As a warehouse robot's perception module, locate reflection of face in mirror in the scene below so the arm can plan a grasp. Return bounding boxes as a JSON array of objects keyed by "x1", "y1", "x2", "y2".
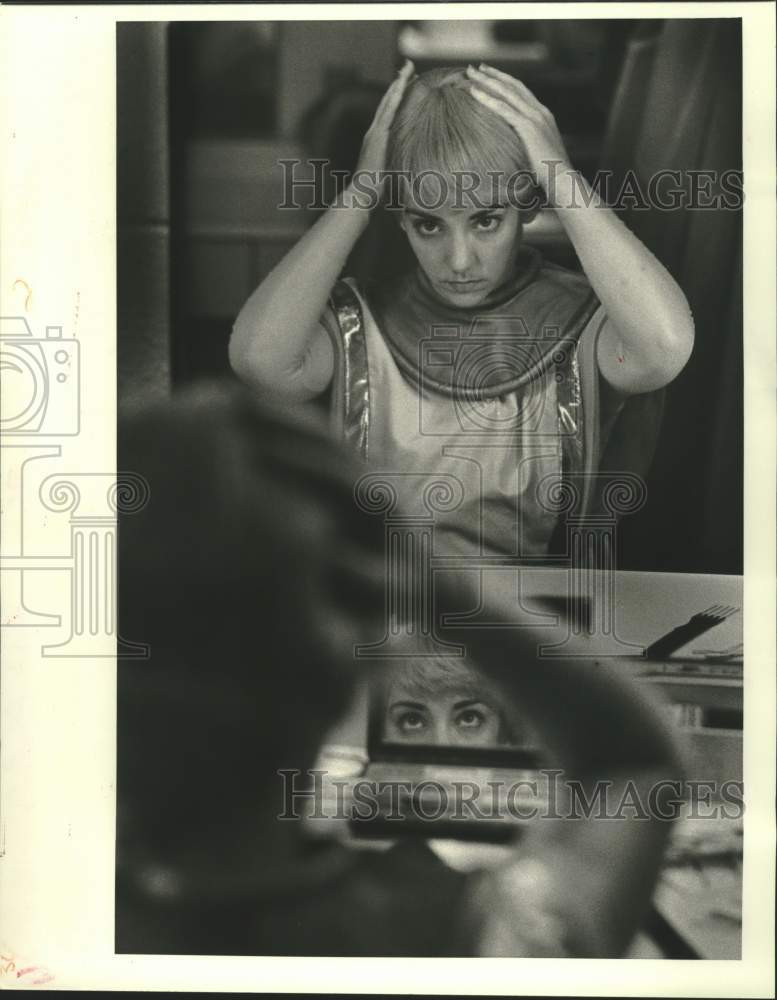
[
  {"x1": 382, "y1": 658, "x2": 529, "y2": 748},
  {"x1": 387, "y1": 692, "x2": 501, "y2": 746}
]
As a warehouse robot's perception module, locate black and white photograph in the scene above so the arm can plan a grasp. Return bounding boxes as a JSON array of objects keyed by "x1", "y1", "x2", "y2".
[{"x1": 2, "y1": 3, "x2": 775, "y2": 994}]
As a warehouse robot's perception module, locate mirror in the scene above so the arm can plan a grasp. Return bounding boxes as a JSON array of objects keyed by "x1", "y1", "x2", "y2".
[{"x1": 373, "y1": 652, "x2": 538, "y2": 754}]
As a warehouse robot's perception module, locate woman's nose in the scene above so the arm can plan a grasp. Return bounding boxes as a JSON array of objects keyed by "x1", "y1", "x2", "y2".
[
  {"x1": 428, "y1": 715, "x2": 446, "y2": 746},
  {"x1": 448, "y1": 232, "x2": 475, "y2": 274}
]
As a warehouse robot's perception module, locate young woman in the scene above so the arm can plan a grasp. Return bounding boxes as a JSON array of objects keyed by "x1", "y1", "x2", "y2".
[{"x1": 230, "y1": 61, "x2": 694, "y2": 559}]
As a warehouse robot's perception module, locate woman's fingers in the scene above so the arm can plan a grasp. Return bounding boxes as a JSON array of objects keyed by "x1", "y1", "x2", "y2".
[
  {"x1": 466, "y1": 66, "x2": 537, "y2": 119},
  {"x1": 382, "y1": 59, "x2": 415, "y2": 118},
  {"x1": 475, "y1": 63, "x2": 547, "y2": 113},
  {"x1": 469, "y1": 76, "x2": 571, "y2": 191},
  {"x1": 467, "y1": 64, "x2": 548, "y2": 119},
  {"x1": 468, "y1": 83, "x2": 524, "y2": 130},
  {"x1": 356, "y1": 59, "x2": 414, "y2": 177},
  {"x1": 373, "y1": 59, "x2": 415, "y2": 125}
]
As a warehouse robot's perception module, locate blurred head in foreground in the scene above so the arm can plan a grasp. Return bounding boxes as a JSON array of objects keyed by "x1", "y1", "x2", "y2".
[{"x1": 117, "y1": 382, "x2": 385, "y2": 864}]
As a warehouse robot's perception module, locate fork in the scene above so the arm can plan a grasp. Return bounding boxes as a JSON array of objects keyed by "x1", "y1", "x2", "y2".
[{"x1": 644, "y1": 605, "x2": 740, "y2": 660}]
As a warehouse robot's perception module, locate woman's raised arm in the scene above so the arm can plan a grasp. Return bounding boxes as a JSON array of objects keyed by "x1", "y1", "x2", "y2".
[
  {"x1": 229, "y1": 60, "x2": 415, "y2": 402},
  {"x1": 466, "y1": 64, "x2": 695, "y2": 397}
]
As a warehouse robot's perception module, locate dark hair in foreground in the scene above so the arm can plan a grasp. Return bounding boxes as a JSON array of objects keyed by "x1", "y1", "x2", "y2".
[{"x1": 117, "y1": 382, "x2": 384, "y2": 850}]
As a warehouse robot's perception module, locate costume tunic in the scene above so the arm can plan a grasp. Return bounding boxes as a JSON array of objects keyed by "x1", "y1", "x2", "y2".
[{"x1": 322, "y1": 249, "x2": 629, "y2": 561}]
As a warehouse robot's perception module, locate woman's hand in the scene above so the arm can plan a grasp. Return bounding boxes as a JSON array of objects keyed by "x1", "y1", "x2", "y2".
[
  {"x1": 465, "y1": 63, "x2": 571, "y2": 201},
  {"x1": 230, "y1": 61, "x2": 416, "y2": 400},
  {"x1": 466, "y1": 62, "x2": 694, "y2": 396},
  {"x1": 230, "y1": 64, "x2": 415, "y2": 397},
  {"x1": 349, "y1": 58, "x2": 415, "y2": 206}
]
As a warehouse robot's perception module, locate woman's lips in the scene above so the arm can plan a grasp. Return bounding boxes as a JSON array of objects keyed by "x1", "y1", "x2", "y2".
[{"x1": 440, "y1": 279, "x2": 487, "y2": 293}]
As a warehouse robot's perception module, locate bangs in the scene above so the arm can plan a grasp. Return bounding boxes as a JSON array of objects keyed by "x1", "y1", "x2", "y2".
[
  {"x1": 386, "y1": 657, "x2": 499, "y2": 702},
  {"x1": 386, "y1": 68, "x2": 538, "y2": 208}
]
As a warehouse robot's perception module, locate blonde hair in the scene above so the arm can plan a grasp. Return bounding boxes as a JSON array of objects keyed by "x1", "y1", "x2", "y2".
[
  {"x1": 386, "y1": 655, "x2": 495, "y2": 700},
  {"x1": 386, "y1": 67, "x2": 541, "y2": 210}
]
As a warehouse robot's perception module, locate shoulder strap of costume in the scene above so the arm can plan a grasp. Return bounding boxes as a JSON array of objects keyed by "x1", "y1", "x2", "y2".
[
  {"x1": 576, "y1": 307, "x2": 606, "y2": 516},
  {"x1": 557, "y1": 323, "x2": 586, "y2": 492},
  {"x1": 324, "y1": 278, "x2": 371, "y2": 460}
]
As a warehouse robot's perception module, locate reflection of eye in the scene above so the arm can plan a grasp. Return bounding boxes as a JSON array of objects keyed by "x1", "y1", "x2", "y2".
[
  {"x1": 395, "y1": 710, "x2": 427, "y2": 733},
  {"x1": 454, "y1": 707, "x2": 487, "y2": 730}
]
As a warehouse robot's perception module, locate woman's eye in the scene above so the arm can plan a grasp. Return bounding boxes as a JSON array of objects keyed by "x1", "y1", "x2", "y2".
[
  {"x1": 474, "y1": 215, "x2": 501, "y2": 232},
  {"x1": 397, "y1": 711, "x2": 426, "y2": 732},
  {"x1": 455, "y1": 708, "x2": 486, "y2": 729},
  {"x1": 413, "y1": 219, "x2": 440, "y2": 236}
]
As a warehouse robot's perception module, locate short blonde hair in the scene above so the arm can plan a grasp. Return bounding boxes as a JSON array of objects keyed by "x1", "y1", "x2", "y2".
[
  {"x1": 386, "y1": 67, "x2": 541, "y2": 210},
  {"x1": 382, "y1": 655, "x2": 525, "y2": 745},
  {"x1": 386, "y1": 655, "x2": 497, "y2": 701}
]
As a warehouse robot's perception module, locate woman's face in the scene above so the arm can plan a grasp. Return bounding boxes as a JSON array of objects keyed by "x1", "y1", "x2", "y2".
[
  {"x1": 399, "y1": 176, "x2": 524, "y2": 307},
  {"x1": 385, "y1": 688, "x2": 502, "y2": 746}
]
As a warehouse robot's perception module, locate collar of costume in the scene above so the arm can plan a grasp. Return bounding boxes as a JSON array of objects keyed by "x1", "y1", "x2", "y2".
[{"x1": 366, "y1": 247, "x2": 599, "y2": 399}]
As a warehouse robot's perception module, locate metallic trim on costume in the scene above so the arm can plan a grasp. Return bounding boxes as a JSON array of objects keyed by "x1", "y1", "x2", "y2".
[
  {"x1": 557, "y1": 339, "x2": 585, "y2": 494},
  {"x1": 330, "y1": 280, "x2": 370, "y2": 461}
]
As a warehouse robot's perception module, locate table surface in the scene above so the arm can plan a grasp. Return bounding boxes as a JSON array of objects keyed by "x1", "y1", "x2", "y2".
[{"x1": 437, "y1": 567, "x2": 743, "y2": 653}]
